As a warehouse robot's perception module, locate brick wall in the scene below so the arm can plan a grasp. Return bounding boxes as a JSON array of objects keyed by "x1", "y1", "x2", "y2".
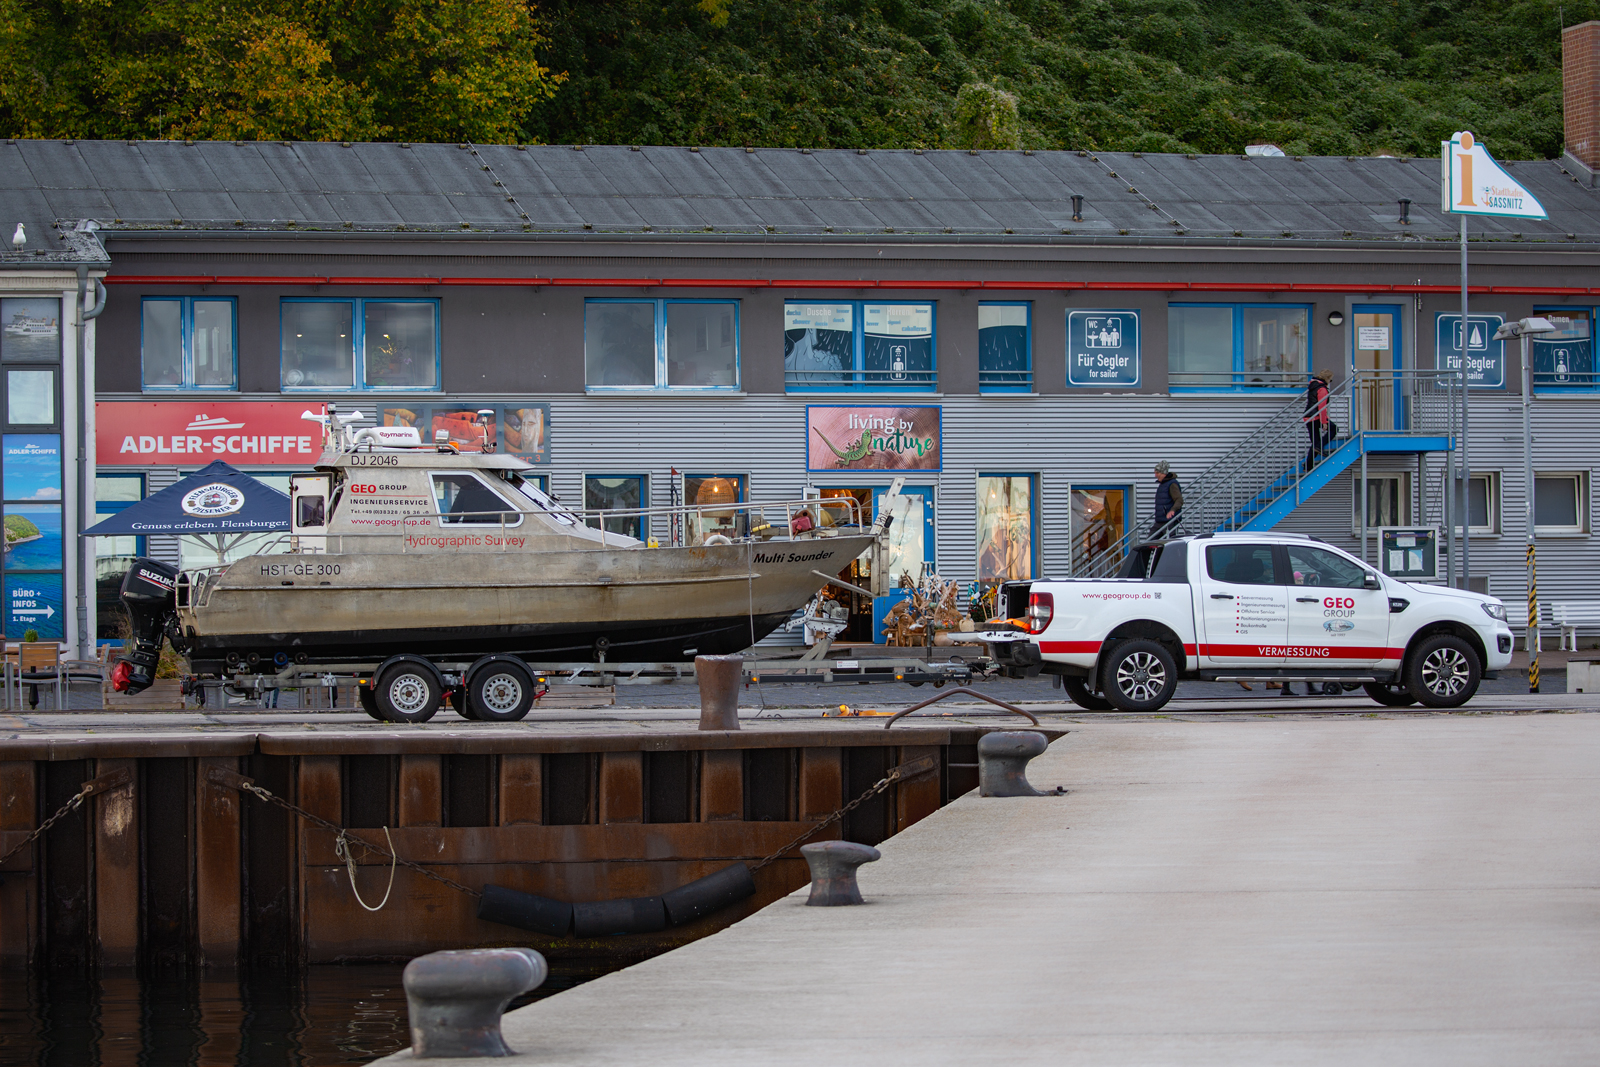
[{"x1": 1564, "y1": 22, "x2": 1600, "y2": 171}]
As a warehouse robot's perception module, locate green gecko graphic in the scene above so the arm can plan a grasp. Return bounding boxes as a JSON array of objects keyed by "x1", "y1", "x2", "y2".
[{"x1": 814, "y1": 426, "x2": 873, "y2": 464}]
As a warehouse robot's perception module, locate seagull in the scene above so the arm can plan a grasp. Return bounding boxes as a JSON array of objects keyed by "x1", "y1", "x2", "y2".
[{"x1": 9, "y1": 223, "x2": 22, "y2": 250}]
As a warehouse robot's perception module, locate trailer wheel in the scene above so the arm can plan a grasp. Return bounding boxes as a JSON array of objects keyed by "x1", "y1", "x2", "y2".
[
  {"x1": 357, "y1": 683, "x2": 384, "y2": 721},
  {"x1": 1063, "y1": 676, "x2": 1114, "y2": 711},
  {"x1": 448, "y1": 687, "x2": 479, "y2": 720},
  {"x1": 1099, "y1": 638, "x2": 1178, "y2": 712},
  {"x1": 375, "y1": 662, "x2": 442, "y2": 723},
  {"x1": 467, "y1": 661, "x2": 536, "y2": 722},
  {"x1": 1405, "y1": 634, "x2": 1480, "y2": 708}
]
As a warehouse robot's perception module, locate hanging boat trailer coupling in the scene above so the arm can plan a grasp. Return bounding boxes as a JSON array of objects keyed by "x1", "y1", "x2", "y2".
[{"x1": 111, "y1": 409, "x2": 984, "y2": 719}]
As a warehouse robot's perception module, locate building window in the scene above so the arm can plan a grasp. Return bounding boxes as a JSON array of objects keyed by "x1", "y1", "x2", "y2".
[
  {"x1": 978, "y1": 303, "x2": 1031, "y2": 392},
  {"x1": 784, "y1": 301, "x2": 935, "y2": 391},
  {"x1": 281, "y1": 299, "x2": 439, "y2": 391},
  {"x1": 1535, "y1": 472, "x2": 1588, "y2": 535},
  {"x1": 584, "y1": 474, "x2": 648, "y2": 541},
  {"x1": 141, "y1": 297, "x2": 237, "y2": 390},
  {"x1": 584, "y1": 300, "x2": 738, "y2": 390},
  {"x1": 683, "y1": 473, "x2": 746, "y2": 544},
  {"x1": 1169, "y1": 303, "x2": 1309, "y2": 390},
  {"x1": 1445, "y1": 472, "x2": 1500, "y2": 535},
  {"x1": 1070, "y1": 485, "x2": 1130, "y2": 575},
  {"x1": 5, "y1": 369, "x2": 53, "y2": 425},
  {"x1": 94, "y1": 474, "x2": 144, "y2": 640},
  {"x1": 1531, "y1": 308, "x2": 1596, "y2": 391},
  {"x1": 975, "y1": 474, "x2": 1036, "y2": 589},
  {"x1": 1353, "y1": 474, "x2": 1411, "y2": 531}
]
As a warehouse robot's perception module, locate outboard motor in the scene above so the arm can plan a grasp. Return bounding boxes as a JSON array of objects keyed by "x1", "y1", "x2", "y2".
[{"x1": 113, "y1": 559, "x2": 178, "y2": 694}]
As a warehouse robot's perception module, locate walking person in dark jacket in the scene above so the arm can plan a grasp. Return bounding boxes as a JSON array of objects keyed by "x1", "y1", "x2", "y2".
[
  {"x1": 1302, "y1": 370, "x2": 1332, "y2": 470},
  {"x1": 1150, "y1": 460, "x2": 1183, "y2": 537}
]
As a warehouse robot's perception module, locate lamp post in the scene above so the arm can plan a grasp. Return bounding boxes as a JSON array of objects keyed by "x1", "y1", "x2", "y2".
[{"x1": 1493, "y1": 316, "x2": 1557, "y2": 693}]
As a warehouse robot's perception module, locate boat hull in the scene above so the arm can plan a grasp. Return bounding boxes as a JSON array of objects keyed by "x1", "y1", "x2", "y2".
[{"x1": 179, "y1": 535, "x2": 875, "y2": 667}]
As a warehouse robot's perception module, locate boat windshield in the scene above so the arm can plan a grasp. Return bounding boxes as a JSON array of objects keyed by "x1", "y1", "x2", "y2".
[{"x1": 505, "y1": 473, "x2": 577, "y2": 526}]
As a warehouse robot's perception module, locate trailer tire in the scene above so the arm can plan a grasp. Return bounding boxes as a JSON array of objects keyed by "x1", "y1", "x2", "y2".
[
  {"x1": 449, "y1": 687, "x2": 478, "y2": 720},
  {"x1": 375, "y1": 661, "x2": 442, "y2": 723},
  {"x1": 467, "y1": 659, "x2": 536, "y2": 722},
  {"x1": 358, "y1": 683, "x2": 384, "y2": 721},
  {"x1": 1099, "y1": 638, "x2": 1178, "y2": 712},
  {"x1": 1063, "y1": 676, "x2": 1114, "y2": 711}
]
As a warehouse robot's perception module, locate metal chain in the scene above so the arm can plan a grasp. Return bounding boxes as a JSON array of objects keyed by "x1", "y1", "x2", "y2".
[
  {"x1": 0, "y1": 785, "x2": 93, "y2": 869},
  {"x1": 749, "y1": 767, "x2": 906, "y2": 873},
  {"x1": 227, "y1": 775, "x2": 483, "y2": 899}
]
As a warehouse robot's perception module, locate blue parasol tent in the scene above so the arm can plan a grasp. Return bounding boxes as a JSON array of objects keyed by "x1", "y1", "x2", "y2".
[{"x1": 84, "y1": 460, "x2": 290, "y2": 564}]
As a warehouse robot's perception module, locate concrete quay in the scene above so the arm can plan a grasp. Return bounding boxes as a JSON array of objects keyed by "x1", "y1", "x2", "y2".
[{"x1": 380, "y1": 710, "x2": 1600, "y2": 1066}]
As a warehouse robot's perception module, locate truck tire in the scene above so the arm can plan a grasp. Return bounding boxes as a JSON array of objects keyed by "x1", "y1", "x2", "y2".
[
  {"x1": 467, "y1": 660, "x2": 536, "y2": 722},
  {"x1": 1099, "y1": 638, "x2": 1178, "y2": 712},
  {"x1": 1405, "y1": 634, "x2": 1481, "y2": 708},
  {"x1": 1362, "y1": 682, "x2": 1417, "y2": 707},
  {"x1": 1063, "y1": 676, "x2": 1114, "y2": 711},
  {"x1": 375, "y1": 661, "x2": 442, "y2": 723}
]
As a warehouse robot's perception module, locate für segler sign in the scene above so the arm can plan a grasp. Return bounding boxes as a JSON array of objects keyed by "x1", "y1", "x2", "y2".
[{"x1": 1440, "y1": 131, "x2": 1547, "y2": 220}]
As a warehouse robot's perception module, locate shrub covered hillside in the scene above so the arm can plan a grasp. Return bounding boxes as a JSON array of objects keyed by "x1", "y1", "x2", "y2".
[
  {"x1": 527, "y1": 0, "x2": 1587, "y2": 158},
  {"x1": 0, "y1": 0, "x2": 1589, "y2": 158}
]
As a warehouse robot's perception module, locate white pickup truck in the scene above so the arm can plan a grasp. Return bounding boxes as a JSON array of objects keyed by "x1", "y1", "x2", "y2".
[{"x1": 989, "y1": 532, "x2": 1514, "y2": 712}]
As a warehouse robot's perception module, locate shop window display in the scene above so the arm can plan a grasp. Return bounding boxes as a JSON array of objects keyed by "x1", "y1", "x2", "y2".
[
  {"x1": 585, "y1": 300, "x2": 739, "y2": 390},
  {"x1": 585, "y1": 474, "x2": 647, "y2": 540},
  {"x1": 683, "y1": 473, "x2": 746, "y2": 544},
  {"x1": 1070, "y1": 486, "x2": 1128, "y2": 575},
  {"x1": 975, "y1": 474, "x2": 1035, "y2": 589}
]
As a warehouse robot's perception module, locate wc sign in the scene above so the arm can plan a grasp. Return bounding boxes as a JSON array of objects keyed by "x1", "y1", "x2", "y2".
[
  {"x1": 1435, "y1": 313, "x2": 1506, "y2": 388},
  {"x1": 1067, "y1": 310, "x2": 1140, "y2": 386}
]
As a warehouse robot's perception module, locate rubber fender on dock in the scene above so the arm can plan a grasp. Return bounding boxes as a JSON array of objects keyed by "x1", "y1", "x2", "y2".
[
  {"x1": 661, "y1": 863, "x2": 756, "y2": 926},
  {"x1": 476, "y1": 885, "x2": 574, "y2": 937},
  {"x1": 572, "y1": 895, "x2": 667, "y2": 938}
]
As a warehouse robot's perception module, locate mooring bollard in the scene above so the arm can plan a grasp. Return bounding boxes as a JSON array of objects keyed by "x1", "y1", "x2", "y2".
[
  {"x1": 696, "y1": 653, "x2": 742, "y2": 730},
  {"x1": 403, "y1": 947, "x2": 548, "y2": 1059},
  {"x1": 977, "y1": 730, "x2": 1051, "y2": 797},
  {"x1": 801, "y1": 840, "x2": 881, "y2": 906}
]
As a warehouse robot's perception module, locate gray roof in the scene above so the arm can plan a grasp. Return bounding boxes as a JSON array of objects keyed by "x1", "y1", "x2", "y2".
[{"x1": 3, "y1": 139, "x2": 1599, "y2": 265}]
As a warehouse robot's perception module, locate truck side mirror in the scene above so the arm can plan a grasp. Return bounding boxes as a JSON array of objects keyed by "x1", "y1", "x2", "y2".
[{"x1": 1363, "y1": 571, "x2": 1381, "y2": 589}]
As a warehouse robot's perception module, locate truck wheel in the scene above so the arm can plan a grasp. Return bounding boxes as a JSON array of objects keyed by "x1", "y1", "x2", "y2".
[
  {"x1": 1362, "y1": 682, "x2": 1417, "y2": 707},
  {"x1": 1405, "y1": 634, "x2": 1481, "y2": 708},
  {"x1": 467, "y1": 661, "x2": 536, "y2": 722},
  {"x1": 1063, "y1": 676, "x2": 1114, "y2": 711},
  {"x1": 1100, "y1": 639, "x2": 1178, "y2": 712},
  {"x1": 358, "y1": 683, "x2": 384, "y2": 721},
  {"x1": 375, "y1": 662, "x2": 442, "y2": 723}
]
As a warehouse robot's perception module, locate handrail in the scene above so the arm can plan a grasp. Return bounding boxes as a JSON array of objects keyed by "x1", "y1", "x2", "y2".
[{"x1": 883, "y1": 686, "x2": 1041, "y2": 728}]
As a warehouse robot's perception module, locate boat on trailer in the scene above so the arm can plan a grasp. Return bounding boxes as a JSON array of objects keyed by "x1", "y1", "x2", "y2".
[{"x1": 115, "y1": 408, "x2": 893, "y2": 721}]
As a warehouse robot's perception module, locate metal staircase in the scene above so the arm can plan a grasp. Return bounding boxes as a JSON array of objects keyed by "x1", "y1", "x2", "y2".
[{"x1": 1077, "y1": 371, "x2": 1459, "y2": 578}]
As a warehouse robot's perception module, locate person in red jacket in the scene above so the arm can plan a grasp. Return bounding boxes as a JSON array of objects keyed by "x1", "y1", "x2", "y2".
[{"x1": 1302, "y1": 370, "x2": 1332, "y2": 470}]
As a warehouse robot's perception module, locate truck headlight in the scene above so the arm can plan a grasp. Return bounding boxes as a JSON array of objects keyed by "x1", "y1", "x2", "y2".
[{"x1": 1482, "y1": 601, "x2": 1508, "y2": 623}]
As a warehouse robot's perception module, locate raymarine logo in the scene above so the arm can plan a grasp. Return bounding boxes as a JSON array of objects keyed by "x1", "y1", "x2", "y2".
[
  {"x1": 1323, "y1": 619, "x2": 1355, "y2": 634},
  {"x1": 181, "y1": 483, "x2": 244, "y2": 517}
]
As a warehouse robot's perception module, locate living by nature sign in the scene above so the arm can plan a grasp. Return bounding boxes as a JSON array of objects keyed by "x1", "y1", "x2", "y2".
[
  {"x1": 1066, "y1": 309, "x2": 1140, "y2": 387},
  {"x1": 806, "y1": 406, "x2": 941, "y2": 472}
]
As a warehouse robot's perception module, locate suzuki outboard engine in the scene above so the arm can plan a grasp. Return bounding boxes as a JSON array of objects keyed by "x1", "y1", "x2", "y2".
[{"x1": 113, "y1": 559, "x2": 178, "y2": 694}]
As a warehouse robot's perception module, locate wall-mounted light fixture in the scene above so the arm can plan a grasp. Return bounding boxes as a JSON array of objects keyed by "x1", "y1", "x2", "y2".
[{"x1": 1327, "y1": 310, "x2": 1345, "y2": 326}]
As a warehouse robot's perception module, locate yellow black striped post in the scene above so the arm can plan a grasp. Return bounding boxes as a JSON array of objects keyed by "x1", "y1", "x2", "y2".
[{"x1": 1527, "y1": 543, "x2": 1539, "y2": 694}]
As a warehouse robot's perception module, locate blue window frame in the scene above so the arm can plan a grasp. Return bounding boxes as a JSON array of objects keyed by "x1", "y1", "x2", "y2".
[
  {"x1": 975, "y1": 473, "x2": 1038, "y2": 587},
  {"x1": 141, "y1": 297, "x2": 237, "y2": 390},
  {"x1": 1532, "y1": 307, "x2": 1598, "y2": 392},
  {"x1": 281, "y1": 298, "x2": 440, "y2": 392},
  {"x1": 584, "y1": 473, "x2": 649, "y2": 541},
  {"x1": 978, "y1": 303, "x2": 1032, "y2": 392},
  {"x1": 584, "y1": 299, "x2": 739, "y2": 391},
  {"x1": 784, "y1": 301, "x2": 936, "y2": 391},
  {"x1": 1168, "y1": 303, "x2": 1311, "y2": 391}
]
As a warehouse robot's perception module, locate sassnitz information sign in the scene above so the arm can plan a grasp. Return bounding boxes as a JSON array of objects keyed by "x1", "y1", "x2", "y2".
[{"x1": 1440, "y1": 131, "x2": 1547, "y2": 220}]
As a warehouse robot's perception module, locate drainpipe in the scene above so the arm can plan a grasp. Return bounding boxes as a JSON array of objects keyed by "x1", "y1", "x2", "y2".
[{"x1": 74, "y1": 264, "x2": 107, "y2": 661}]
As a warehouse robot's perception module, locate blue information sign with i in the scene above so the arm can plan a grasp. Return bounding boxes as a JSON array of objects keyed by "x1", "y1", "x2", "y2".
[{"x1": 1435, "y1": 313, "x2": 1506, "y2": 389}]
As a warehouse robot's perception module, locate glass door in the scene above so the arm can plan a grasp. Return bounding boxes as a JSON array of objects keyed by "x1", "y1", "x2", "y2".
[
  {"x1": 872, "y1": 484, "x2": 935, "y2": 644},
  {"x1": 1351, "y1": 305, "x2": 1405, "y2": 431}
]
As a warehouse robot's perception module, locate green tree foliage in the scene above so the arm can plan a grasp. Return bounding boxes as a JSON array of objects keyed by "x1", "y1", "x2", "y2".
[
  {"x1": 524, "y1": 0, "x2": 1592, "y2": 158},
  {"x1": 953, "y1": 82, "x2": 1021, "y2": 150},
  {"x1": 0, "y1": 0, "x2": 562, "y2": 142}
]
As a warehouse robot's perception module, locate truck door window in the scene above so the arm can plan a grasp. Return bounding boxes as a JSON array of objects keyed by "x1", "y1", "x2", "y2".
[
  {"x1": 431, "y1": 473, "x2": 521, "y2": 526},
  {"x1": 1205, "y1": 544, "x2": 1278, "y2": 585},
  {"x1": 1150, "y1": 544, "x2": 1189, "y2": 581},
  {"x1": 1284, "y1": 545, "x2": 1366, "y2": 589}
]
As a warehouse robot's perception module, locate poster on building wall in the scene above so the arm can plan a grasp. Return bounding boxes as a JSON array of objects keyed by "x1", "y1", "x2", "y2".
[
  {"x1": 1066, "y1": 310, "x2": 1140, "y2": 386},
  {"x1": 1434, "y1": 313, "x2": 1506, "y2": 388},
  {"x1": 98, "y1": 400, "x2": 553, "y2": 465},
  {"x1": 806, "y1": 405, "x2": 941, "y2": 472},
  {"x1": 3, "y1": 435, "x2": 60, "y2": 500},
  {"x1": 6, "y1": 573, "x2": 63, "y2": 640}
]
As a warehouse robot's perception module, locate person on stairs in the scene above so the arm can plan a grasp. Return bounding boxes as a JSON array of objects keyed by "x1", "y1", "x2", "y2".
[
  {"x1": 1303, "y1": 369, "x2": 1332, "y2": 471},
  {"x1": 1150, "y1": 461, "x2": 1183, "y2": 538}
]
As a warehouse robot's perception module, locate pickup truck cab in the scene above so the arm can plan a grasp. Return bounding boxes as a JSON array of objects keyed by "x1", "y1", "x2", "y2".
[{"x1": 999, "y1": 532, "x2": 1514, "y2": 712}]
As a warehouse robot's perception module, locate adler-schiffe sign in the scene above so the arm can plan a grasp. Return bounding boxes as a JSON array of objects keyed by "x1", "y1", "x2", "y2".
[{"x1": 1437, "y1": 132, "x2": 1548, "y2": 589}]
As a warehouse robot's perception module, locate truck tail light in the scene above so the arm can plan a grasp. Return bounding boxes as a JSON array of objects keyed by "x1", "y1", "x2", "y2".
[{"x1": 1027, "y1": 592, "x2": 1054, "y2": 634}]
